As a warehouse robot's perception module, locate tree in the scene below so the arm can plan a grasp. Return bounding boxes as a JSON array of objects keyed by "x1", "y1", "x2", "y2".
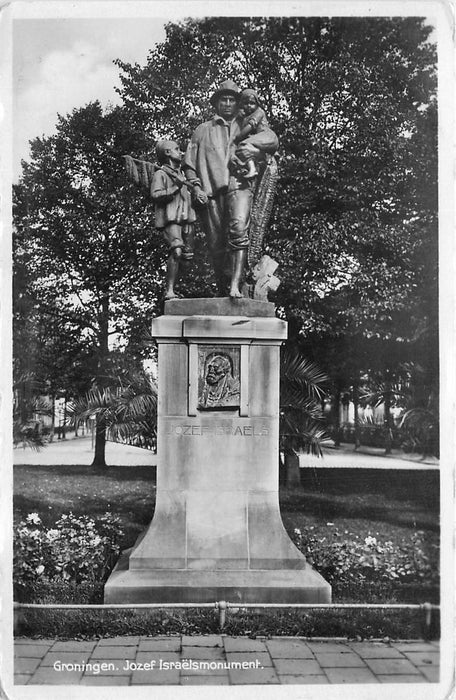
[
  {"x1": 68, "y1": 369, "x2": 158, "y2": 456},
  {"x1": 116, "y1": 17, "x2": 436, "y2": 328},
  {"x1": 13, "y1": 102, "x2": 164, "y2": 465},
  {"x1": 116, "y1": 17, "x2": 438, "y2": 450},
  {"x1": 13, "y1": 240, "x2": 100, "y2": 443}
]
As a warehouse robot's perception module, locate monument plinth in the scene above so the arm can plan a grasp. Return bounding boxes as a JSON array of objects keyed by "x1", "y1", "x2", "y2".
[{"x1": 104, "y1": 298, "x2": 331, "y2": 603}]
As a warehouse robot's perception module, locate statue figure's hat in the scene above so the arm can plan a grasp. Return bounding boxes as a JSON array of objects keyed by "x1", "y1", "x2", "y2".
[
  {"x1": 240, "y1": 87, "x2": 261, "y2": 104},
  {"x1": 210, "y1": 79, "x2": 241, "y2": 105}
]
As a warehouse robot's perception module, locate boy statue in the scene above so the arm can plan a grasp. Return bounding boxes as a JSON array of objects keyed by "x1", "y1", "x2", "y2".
[{"x1": 151, "y1": 140, "x2": 197, "y2": 300}]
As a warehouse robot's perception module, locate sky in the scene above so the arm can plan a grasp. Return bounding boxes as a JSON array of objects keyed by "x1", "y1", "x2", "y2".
[
  {"x1": 13, "y1": 18, "x2": 168, "y2": 180},
  {"x1": 12, "y1": 10, "x2": 438, "y2": 183}
]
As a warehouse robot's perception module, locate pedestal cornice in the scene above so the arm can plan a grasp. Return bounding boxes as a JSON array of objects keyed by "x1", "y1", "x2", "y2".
[{"x1": 152, "y1": 314, "x2": 287, "y2": 341}]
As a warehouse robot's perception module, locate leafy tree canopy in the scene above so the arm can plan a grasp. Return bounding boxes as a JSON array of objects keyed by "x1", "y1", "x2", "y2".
[
  {"x1": 116, "y1": 16, "x2": 437, "y2": 345},
  {"x1": 14, "y1": 102, "x2": 164, "y2": 352}
]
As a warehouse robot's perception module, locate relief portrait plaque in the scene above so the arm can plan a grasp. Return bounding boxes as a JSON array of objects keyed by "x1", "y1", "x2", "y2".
[{"x1": 197, "y1": 346, "x2": 241, "y2": 410}]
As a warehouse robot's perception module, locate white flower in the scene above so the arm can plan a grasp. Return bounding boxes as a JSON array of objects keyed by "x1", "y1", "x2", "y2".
[
  {"x1": 35, "y1": 565, "x2": 45, "y2": 575},
  {"x1": 91, "y1": 536, "x2": 101, "y2": 547},
  {"x1": 46, "y1": 529, "x2": 60, "y2": 541},
  {"x1": 26, "y1": 513, "x2": 41, "y2": 525},
  {"x1": 364, "y1": 536, "x2": 377, "y2": 546}
]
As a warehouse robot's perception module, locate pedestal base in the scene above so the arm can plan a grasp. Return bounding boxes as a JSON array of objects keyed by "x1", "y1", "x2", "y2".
[
  {"x1": 104, "y1": 548, "x2": 331, "y2": 604},
  {"x1": 104, "y1": 299, "x2": 332, "y2": 605}
]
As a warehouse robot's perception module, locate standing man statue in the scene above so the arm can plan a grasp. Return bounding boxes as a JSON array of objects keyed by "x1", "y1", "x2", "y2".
[{"x1": 183, "y1": 80, "x2": 279, "y2": 298}]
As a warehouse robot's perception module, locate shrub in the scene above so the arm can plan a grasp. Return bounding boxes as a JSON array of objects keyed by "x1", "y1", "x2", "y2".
[
  {"x1": 14, "y1": 512, "x2": 123, "y2": 597},
  {"x1": 330, "y1": 422, "x2": 402, "y2": 449},
  {"x1": 292, "y1": 527, "x2": 438, "y2": 588},
  {"x1": 399, "y1": 408, "x2": 439, "y2": 457}
]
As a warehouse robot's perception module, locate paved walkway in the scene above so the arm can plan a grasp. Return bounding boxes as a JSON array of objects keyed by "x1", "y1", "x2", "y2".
[
  {"x1": 13, "y1": 435, "x2": 157, "y2": 467},
  {"x1": 15, "y1": 635, "x2": 439, "y2": 685},
  {"x1": 14, "y1": 435, "x2": 438, "y2": 470},
  {"x1": 14, "y1": 636, "x2": 439, "y2": 685},
  {"x1": 302, "y1": 442, "x2": 439, "y2": 470}
]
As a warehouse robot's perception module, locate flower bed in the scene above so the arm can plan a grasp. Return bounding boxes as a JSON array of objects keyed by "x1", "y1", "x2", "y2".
[
  {"x1": 292, "y1": 526, "x2": 438, "y2": 591},
  {"x1": 14, "y1": 512, "x2": 123, "y2": 600}
]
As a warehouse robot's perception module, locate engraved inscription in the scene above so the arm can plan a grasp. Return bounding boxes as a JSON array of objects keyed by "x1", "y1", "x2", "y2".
[
  {"x1": 198, "y1": 346, "x2": 240, "y2": 410},
  {"x1": 165, "y1": 423, "x2": 269, "y2": 437}
]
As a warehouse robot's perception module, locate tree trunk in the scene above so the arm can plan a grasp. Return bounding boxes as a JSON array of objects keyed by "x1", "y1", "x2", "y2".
[
  {"x1": 62, "y1": 394, "x2": 67, "y2": 439},
  {"x1": 353, "y1": 378, "x2": 361, "y2": 449},
  {"x1": 284, "y1": 451, "x2": 301, "y2": 489},
  {"x1": 384, "y1": 373, "x2": 392, "y2": 455},
  {"x1": 279, "y1": 451, "x2": 286, "y2": 486},
  {"x1": 333, "y1": 387, "x2": 341, "y2": 447},
  {"x1": 91, "y1": 293, "x2": 110, "y2": 468},
  {"x1": 92, "y1": 417, "x2": 107, "y2": 468},
  {"x1": 50, "y1": 394, "x2": 55, "y2": 442}
]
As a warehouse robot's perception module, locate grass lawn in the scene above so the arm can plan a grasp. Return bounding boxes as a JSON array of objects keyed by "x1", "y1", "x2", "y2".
[
  {"x1": 13, "y1": 463, "x2": 439, "y2": 639},
  {"x1": 13, "y1": 464, "x2": 157, "y2": 547},
  {"x1": 281, "y1": 469, "x2": 439, "y2": 577}
]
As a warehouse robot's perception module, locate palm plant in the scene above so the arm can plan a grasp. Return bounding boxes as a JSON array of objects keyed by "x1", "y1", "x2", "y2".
[
  {"x1": 279, "y1": 346, "x2": 330, "y2": 486},
  {"x1": 68, "y1": 370, "x2": 158, "y2": 467},
  {"x1": 361, "y1": 362, "x2": 438, "y2": 457},
  {"x1": 397, "y1": 363, "x2": 439, "y2": 457},
  {"x1": 399, "y1": 408, "x2": 438, "y2": 457}
]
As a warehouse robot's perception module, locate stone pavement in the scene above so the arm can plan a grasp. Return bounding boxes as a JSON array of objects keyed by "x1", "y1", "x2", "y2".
[{"x1": 14, "y1": 636, "x2": 440, "y2": 685}]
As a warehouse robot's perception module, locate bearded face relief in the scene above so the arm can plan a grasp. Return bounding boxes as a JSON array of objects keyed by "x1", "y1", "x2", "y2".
[{"x1": 198, "y1": 347, "x2": 241, "y2": 409}]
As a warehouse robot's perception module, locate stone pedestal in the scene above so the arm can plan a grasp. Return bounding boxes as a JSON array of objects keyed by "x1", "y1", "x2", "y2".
[{"x1": 104, "y1": 298, "x2": 331, "y2": 603}]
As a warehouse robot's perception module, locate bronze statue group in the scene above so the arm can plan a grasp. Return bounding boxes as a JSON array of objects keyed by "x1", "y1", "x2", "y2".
[{"x1": 146, "y1": 80, "x2": 279, "y2": 300}]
